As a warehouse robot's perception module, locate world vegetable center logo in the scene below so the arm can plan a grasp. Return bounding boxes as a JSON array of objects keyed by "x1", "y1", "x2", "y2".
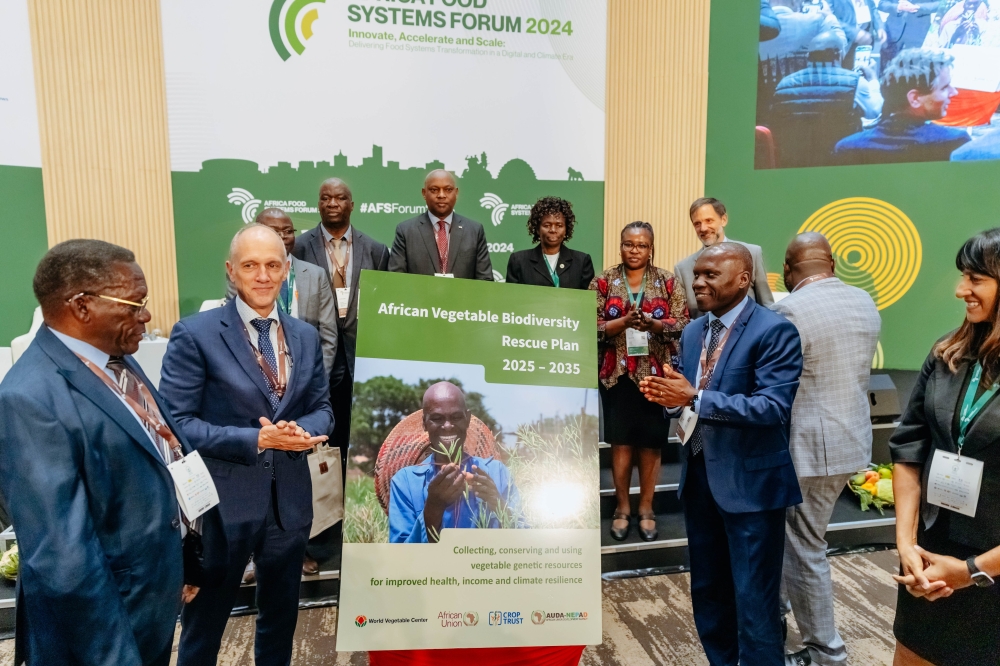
[
  {"x1": 355, "y1": 615, "x2": 367, "y2": 628},
  {"x1": 270, "y1": 0, "x2": 326, "y2": 61}
]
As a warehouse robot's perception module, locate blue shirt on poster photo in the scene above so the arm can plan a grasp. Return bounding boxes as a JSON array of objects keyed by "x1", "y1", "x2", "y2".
[{"x1": 388, "y1": 454, "x2": 522, "y2": 543}]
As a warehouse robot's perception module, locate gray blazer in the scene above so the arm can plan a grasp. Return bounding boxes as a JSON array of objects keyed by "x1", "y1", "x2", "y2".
[
  {"x1": 226, "y1": 255, "x2": 338, "y2": 375},
  {"x1": 674, "y1": 239, "x2": 774, "y2": 319},
  {"x1": 771, "y1": 278, "x2": 881, "y2": 477},
  {"x1": 388, "y1": 211, "x2": 493, "y2": 280},
  {"x1": 292, "y1": 224, "x2": 390, "y2": 382}
]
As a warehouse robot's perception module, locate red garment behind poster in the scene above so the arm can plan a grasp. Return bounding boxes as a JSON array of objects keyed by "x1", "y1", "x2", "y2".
[
  {"x1": 934, "y1": 89, "x2": 1000, "y2": 127},
  {"x1": 369, "y1": 646, "x2": 585, "y2": 666}
]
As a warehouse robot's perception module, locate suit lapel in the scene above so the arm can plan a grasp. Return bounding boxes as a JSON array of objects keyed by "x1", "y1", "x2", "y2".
[
  {"x1": 350, "y1": 228, "x2": 366, "y2": 287},
  {"x1": 418, "y1": 213, "x2": 442, "y2": 272},
  {"x1": 529, "y1": 246, "x2": 552, "y2": 285},
  {"x1": 682, "y1": 319, "x2": 707, "y2": 385},
  {"x1": 447, "y1": 214, "x2": 464, "y2": 271},
  {"x1": 935, "y1": 362, "x2": 1000, "y2": 456},
  {"x1": 556, "y1": 246, "x2": 574, "y2": 276},
  {"x1": 707, "y1": 300, "x2": 754, "y2": 390},
  {"x1": 290, "y1": 257, "x2": 311, "y2": 318},
  {"x1": 123, "y1": 356, "x2": 193, "y2": 457},
  {"x1": 219, "y1": 300, "x2": 276, "y2": 405},
  {"x1": 309, "y1": 225, "x2": 330, "y2": 281},
  {"x1": 36, "y1": 328, "x2": 168, "y2": 467}
]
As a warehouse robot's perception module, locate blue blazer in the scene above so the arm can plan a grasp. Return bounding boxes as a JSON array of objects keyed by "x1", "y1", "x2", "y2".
[
  {"x1": 0, "y1": 325, "x2": 227, "y2": 666},
  {"x1": 677, "y1": 301, "x2": 804, "y2": 513},
  {"x1": 159, "y1": 300, "x2": 333, "y2": 539}
]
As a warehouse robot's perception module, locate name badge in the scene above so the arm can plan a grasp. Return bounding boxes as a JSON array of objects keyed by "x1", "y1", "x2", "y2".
[
  {"x1": 434, "y1": 273, "x2": 455, "y2": 278},
  {"x1": 676, "y1": 406, "x2": 698, "y2": 445},
  {"x1": 335, "y1": 287, "x2": 349, "y2": 318},
  {"x1": 167, "y1": 450, "x2": 220, "y2": 522},
  {"x1": 625, "y1": 327, "x2": 649, "y2": 356},
  {"x1": 927, "y1": 449, "x2": 984, "y2": 518}
]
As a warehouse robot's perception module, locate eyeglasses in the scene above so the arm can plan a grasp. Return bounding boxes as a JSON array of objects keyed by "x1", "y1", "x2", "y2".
[
  {"x1": 68, "y1": 292, "x2": 150, "y2": 312},
  {"x1": 621, "y1": 241, "x2": 651, "y2": 252}
]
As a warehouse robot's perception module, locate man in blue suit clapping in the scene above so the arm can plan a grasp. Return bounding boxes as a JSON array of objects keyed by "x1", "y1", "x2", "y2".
[
  {"x1": 160, "y1": 224, "x2": 333, "y2": 666},
  {"x1": 641, "y1": 243, "x2": 804, "y2": 666}
]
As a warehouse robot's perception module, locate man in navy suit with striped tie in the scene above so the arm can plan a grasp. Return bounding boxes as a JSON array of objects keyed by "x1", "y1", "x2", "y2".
[{"x1": 160, "y1": 224, "x2": 334, "y2": 666}]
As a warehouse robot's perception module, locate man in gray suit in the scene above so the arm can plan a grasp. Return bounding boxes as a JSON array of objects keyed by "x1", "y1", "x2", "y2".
[
  {"x1": 674, "y1": 198, "x2": 774, "y2": 319},
  {"x1": 227, "y1": 208, "x2": 337, "y2": 374},
  {"x1": 388, "y1": 169, "x2": 493, "y2": 280},
  {"x1": 771, "y1": 232, "x2": 881, "y2": 666}
]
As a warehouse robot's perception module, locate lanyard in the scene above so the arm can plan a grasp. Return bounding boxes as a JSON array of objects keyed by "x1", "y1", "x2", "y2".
[
  {"x1": 697, "y1": 322, "x2": 735, "y2": 390},
  {"x1": 325, "y1": 234, "x2": 351, "y2": 286},
  {"x1": 75, "y1": 354, "x2": 183, "y2": 459},
  {"x1": 278, "y1": 264, "x2": 296, "y2": 315},
  {"x1": 958, "y1": 362, "x2": 999, "y2": 454},
  {"x1": 240, "y1": 320, "x2": 291, "y2": 399},
  {"x1": 545, "y1": 254, "x2": 560, "y2": 288},
  {"x1": 622, "y1": 266, "x2": 646, "y2": 310}
]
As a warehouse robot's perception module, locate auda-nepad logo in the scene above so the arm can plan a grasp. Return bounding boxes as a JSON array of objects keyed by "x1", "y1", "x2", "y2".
[
  {"x1": 480, "y1": 193, "x2": 531, "y2": 227},
  {"x1": 228, "y1": 188, "x2": 261, "y2": 225},
  {"x1": 270, "y1": 0, "x2": 326, "y2": 61}
]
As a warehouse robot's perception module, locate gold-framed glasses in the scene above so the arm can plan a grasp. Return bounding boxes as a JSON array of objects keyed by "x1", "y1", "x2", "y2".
[{"x1": 69, "y1": 292, "x2": 150, "y2": 312}]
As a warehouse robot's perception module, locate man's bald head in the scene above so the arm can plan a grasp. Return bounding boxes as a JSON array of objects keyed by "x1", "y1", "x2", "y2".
[
  {"x1": 692, "y1": 242, "x2": 753, "y2": 315},
  {"x1": 422, "y1": 381, "x2": 471, "y2": 449},
  {"x1": 783, "y1": 232, "x2": 835, "y2": 292},
  {"x1": 254, "y1": 207, "x2": 296, "y2": 254},
  {"x1": 318, "y1": 178, "x2": 354, "y2": 229},
  {"x1": 229, "y1": 223, "x2": 286, "y2": 262},
  {"x1": 424, "y1": 169, "x2": 456, "y2": 188},
  {"x1": 226, "y1": 224, "x2": 289, "y2": 315}
]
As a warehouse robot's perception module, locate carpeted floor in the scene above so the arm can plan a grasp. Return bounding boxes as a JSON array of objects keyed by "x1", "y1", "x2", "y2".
[{"x1": 0, "y1": 549, "x2": 900, "y2": 665}]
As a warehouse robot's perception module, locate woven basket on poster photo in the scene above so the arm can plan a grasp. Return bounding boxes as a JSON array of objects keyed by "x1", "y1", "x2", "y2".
[{"x1": 373, "y1": 410, "x2": 503, "y2": 514}]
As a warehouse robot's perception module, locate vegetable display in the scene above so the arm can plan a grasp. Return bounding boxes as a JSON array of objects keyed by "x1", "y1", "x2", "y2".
[
  {"x1": 0, "y1": 544, "x2": 18, "y2": 581},
  {"x1": 848, "y1": 464, "x2": 894, "y2": 514}
]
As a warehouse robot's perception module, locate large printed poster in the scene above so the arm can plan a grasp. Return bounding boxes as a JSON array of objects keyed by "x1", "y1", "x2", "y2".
[
  {"x1": 160, "y1": 0, "x2": 607, "y2": 315},
  {"x1": 337, "y1": 271, "x2": 601, "y2": 650},
  {"x1": 0, "y1": 0, "x2": 48, "y2": 346},
  {"x1": 707, "y1": 0, "x2": 1000, "y2": 370}
]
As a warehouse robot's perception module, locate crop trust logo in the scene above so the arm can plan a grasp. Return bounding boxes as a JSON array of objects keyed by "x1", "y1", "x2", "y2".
[
  {"x1": 355, "y1": 615, "x2": 367, "y2": 628},
  {"x1": 227, "y1": 188, "x2": 261, "y2": 225},
  {"x1": 479, "y1": 193, "x2": 532, "y2": 227},
  {"x1": 488, "y1": 611, "x2": 523, "y2": 626},
  {"x1": 269, "y1": 0, "x2": 326, "y2": 61}
]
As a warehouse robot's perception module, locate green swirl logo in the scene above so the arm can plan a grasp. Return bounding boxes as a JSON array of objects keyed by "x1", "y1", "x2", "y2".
[{"x1": 270, "y1": 0, "x2": 326, "y2": 61}]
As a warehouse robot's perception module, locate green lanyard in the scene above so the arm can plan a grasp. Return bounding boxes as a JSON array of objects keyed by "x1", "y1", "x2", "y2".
[
  {"x1": 278, "y1": 264, "x2": 296, "y2": 315},
  {"x1": 545, "y1": 254, "x2": 560, "y2": 288},
  {"x1": 622, "y1": 266, "x2": 646, "y2": 310},
  {"x1": 958, "y1": 362, "x2": 1000, "y2": 453}
]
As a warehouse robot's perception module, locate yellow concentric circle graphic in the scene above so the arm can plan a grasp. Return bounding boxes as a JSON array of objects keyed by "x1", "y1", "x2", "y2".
[
  {"x1": 872, "y1": 341, "x2": 884, "y2": 369},
  {"x1": 799, "y1": 197, "x2": 921, "y2": 310}
]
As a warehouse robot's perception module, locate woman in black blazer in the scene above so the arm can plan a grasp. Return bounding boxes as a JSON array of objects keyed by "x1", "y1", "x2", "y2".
[
  {"x1": 889, "y1": 228, "x2": 1000, "y2": 666},
  {"x1": 505, "y1": 196, "x2": 595, "y2": 289}
]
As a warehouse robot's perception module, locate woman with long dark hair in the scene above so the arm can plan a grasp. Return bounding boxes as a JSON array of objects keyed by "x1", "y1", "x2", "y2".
[
  {"x1": 889, "y1": 228, "x2": 1000, "y2": 665},
  {"x1": 590, "y1": 222, "x2": 688, "y2": 542}
]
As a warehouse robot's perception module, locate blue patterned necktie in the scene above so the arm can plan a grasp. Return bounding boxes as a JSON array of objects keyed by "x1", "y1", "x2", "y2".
[
  {"x1": 251, "y1": 317, "x2": 281, "y2": 411},
  {"x1": 690, "y1": 318, "x2": 726, "y2": 457}
]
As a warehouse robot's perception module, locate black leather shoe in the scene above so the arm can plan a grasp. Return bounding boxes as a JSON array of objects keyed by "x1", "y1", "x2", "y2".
[
  {"x1": 637, "y1": 512, "x2": 658, "y2": 542},
  {"x1": 784, "y1": 649, "x2": 811, "y2": 666},
  {"x1": 610, "y1": 512, "x2": 630, "y2": 541}
]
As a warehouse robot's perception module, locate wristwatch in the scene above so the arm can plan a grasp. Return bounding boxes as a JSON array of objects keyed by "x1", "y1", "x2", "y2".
[{"x1": 966, "y1": 556, "x2": 995, "y2": 587}]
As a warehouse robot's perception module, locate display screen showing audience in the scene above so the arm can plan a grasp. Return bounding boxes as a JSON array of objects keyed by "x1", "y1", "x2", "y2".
[{"x1": 756, "y1": 0, "x2": 1000, "y2": 168}]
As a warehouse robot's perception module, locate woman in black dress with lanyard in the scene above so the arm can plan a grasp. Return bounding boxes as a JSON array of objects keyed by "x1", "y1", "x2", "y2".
[
  {"x1": 890, "y1": 228, "x2": 1000, "y2": 665},
  {"x1": 505, "y1": 197, "x2": 595, "y2": 289},
  {"x1": 591, "y1": 222, "x2": 689, "y2": 542}
]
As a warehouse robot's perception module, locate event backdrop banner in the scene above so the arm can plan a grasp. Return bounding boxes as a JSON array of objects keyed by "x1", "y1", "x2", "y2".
[
  {"x1": 0, "y1": 0, "x2": 48, "y2": 346},
  {"x1": 707, "y1": 0, "x2": 1000, "y2": 370},
  {"x1": 337, "y1": 270, "x2": 601, "y2": 650},
  {"x1": 159, "y1": 0, "x2": 606, "y2": 315}
]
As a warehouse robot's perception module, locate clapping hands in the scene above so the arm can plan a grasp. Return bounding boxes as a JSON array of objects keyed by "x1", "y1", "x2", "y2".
[{"x1": 257, "y1": 417, "x2": 328, "y2": 452}]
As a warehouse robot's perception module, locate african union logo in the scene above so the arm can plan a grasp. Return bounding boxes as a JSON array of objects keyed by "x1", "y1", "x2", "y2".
[
  {"x1": 355, "y1": 615, "x2": 367, "y2": 628},
  {"x1": 269, "y1": 0, "x2": 326, "y2": 61},
  {"x1": 480, "y1": 193, "x2": 510, "y2": 227},
  {"x1": 464, "y1": 611, "x2": 479, "y2": 627},
  {"x1": 799, "y1": 197, "x2": 922, "y2": 311},
  {"x1": 531, "y1": 610, "x2": 545, "y2": 625},
  {"x1": 227, "y1": 188, "x2": 261, "y2": 225}
]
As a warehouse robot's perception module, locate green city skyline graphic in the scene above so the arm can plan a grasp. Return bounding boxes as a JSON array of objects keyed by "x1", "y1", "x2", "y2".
[{"x1": 171, "y1": 145, "x2": 604, "y2": 316}]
